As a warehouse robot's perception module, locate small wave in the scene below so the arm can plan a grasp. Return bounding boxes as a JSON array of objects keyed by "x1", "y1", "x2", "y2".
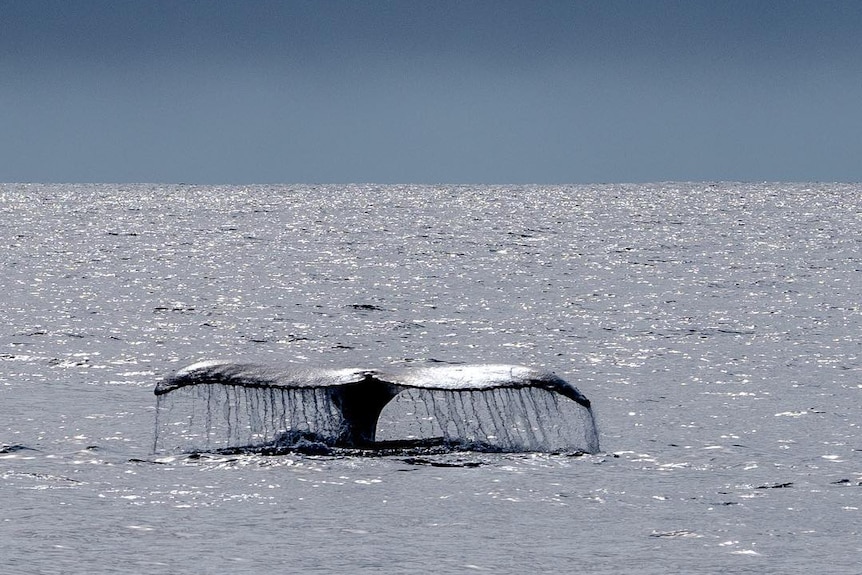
[{"x1": 0, "y1": 444, "x2": 38, "y2": 454}]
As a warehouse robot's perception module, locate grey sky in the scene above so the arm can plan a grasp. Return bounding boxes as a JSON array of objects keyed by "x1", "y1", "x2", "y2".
[{"x1": 2, "y1": 1, "x2": 861, "y2": 183}]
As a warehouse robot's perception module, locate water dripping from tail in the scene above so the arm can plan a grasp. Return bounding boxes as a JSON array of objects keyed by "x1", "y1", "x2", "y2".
[{"x1": 152, "y1": 363, "x2": 600, "y2": 455}]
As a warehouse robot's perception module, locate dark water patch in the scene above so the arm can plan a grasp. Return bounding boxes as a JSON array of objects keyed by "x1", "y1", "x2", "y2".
[
  {"x1": 0, "y1": 444, "x2": 38, "y2": 454},
  {"x1": 649, "y1": 530, "x2": 702, "y2": 539},
  {"x1": 48, "y1": 357, "x2": 91, "y2": 367},
  {"x1": 153, "y1": 304, "x2": 196, "y2": 313},
  {"x1": 14, "y1": 471, "x2": 82, "y2": 483},
  {"x1": 402, "y1": 457, "x2": 483, "y2": 468},
  {"x1": 189, "y1": 437, "x2": 524, "y2": 459},
  {"x1": 757, "y1": 482, "x2": 794, "y2": 489},
  {"x1": 831, "y1": 479, "x2": 862, "y2": 486},
  {"x1": 215, "y1": 438, "x2": 335, "y2": 457}
]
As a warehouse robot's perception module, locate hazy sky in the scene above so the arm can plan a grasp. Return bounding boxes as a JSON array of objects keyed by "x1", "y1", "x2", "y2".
[{"x1": 2, "y1": 1, "x2": 861, "y2": 184}]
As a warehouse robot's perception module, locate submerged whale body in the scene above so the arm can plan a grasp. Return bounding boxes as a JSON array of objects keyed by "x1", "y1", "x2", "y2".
[{"x1": 155, "y1": 361, "x2": 598, "y2": 453}]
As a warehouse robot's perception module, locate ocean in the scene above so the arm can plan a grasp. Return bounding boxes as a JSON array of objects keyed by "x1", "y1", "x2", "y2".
[{"x1": 1, "y1": 182, "x2": 860, "y2": 573}]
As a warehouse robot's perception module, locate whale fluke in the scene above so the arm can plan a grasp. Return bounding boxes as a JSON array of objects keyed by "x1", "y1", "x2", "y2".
[{"x1": 154, "y1": 361, "x2": 598, "y2": 453}]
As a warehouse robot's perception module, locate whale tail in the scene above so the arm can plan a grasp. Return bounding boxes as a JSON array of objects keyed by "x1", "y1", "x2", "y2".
[{"x1": 153, "y1": 362, "x2": 599, "y2": 454}]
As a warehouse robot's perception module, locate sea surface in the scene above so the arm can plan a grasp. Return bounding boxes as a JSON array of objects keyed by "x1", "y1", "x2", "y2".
[{"x1": 1, "y1": 182, "x2": 860, "y2": 574}]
